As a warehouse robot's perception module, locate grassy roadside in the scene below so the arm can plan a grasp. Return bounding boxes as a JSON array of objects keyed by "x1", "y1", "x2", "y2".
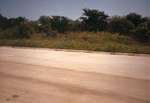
[{"x1": 0, "y1": 32, "x2": 150, "y2": 54}]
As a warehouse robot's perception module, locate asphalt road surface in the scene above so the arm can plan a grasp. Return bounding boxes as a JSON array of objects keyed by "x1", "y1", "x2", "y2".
[{"x1": 0, "y1": 46, "x2": 149, "y2": 103}]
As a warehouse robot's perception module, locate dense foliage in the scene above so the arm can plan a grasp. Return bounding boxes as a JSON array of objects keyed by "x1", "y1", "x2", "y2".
[
  {"x1": 108, "y1": 16, "x2": 135, "y2": 35},
  {"x1": 80, "y1": 8, "x2": 109, "y2": 32},
  {"x1": 132, "y1": 21, "x2": 150, "y2": 43},
  {"x1": 0, "y1": 8, "x2": 149, "y2": 44}
]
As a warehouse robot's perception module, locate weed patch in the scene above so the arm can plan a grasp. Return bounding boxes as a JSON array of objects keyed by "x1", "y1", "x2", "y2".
[{"x1": 0, "y1": 32, "x2": 150, "y2": 54}]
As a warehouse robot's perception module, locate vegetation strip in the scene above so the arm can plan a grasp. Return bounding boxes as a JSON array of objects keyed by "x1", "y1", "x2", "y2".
[
  {"x1": 0, "y1": 8, "x2": 149, "y2": 54},
  {"x1": 0, "y1": 32, "x2": 150, "y2": 54}
]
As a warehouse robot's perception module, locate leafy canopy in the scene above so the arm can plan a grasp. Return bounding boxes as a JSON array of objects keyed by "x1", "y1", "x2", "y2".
[{"x1": 80, "y1": 8, "x2": 109, "y2": 32}]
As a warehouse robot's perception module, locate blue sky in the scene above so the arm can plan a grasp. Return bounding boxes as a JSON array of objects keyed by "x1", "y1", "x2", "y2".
[{"x1": 0, "y1": 0, "x2": 149, "y2": 20}]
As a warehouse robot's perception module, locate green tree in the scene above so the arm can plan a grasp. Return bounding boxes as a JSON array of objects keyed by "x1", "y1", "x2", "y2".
[
  {"x1": 17, "y1": 21, "x2": 34, "y2": 39},
  {"x1": 1, "y1": 21, "x2": 34, "y2": 39},
  {"x1": 68, "y1": 20, "x2": 82, "y2": 32},
  {"x1": 50, "y1": 16, "x2": 70, "y2": 33},
  {"x1": 0, "y1": 14, "x2": 9, "y2": 30},
  {"x1": 109, "y1": 16, "x2": 135, "y2": 35},
  {"x1": 1, "y1": 26, "x2": 19, "y2": 39},
  {"x1": 125, "y1": 13, "x2": 146, "y2": 27},
  {"x1": 38, "y1": 15, "x2": 57, "y2": 38},
  {"x1": 80, "y1": 8, "x2": 109, "y2": 32},
  {"x1": 132, "y1": 20, "x2": 150, "y2": 43},
  {"x1": 29, "y1": 21, "x2": 39, "y2": 33},
  {"x1": 38, "y1": 15, "x2": 50, "y2": 26},
  {"x1": 8, "y1": 16, "x2": 26, "y2": 28}
]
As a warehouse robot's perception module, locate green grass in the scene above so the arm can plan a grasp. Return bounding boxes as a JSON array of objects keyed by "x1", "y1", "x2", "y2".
[{"x1": 0, "y1": 32, "x2": 150, "y2": 54}]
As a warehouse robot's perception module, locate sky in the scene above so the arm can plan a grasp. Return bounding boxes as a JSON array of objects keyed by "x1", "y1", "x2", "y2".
[{"x1": 0, "y1": 0, "x2": 149, "y2": 20}]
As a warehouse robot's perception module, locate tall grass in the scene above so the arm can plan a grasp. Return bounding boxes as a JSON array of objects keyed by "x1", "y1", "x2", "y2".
[{"x1": 0, "y1": 32, "x2": 150, "y2": 54}]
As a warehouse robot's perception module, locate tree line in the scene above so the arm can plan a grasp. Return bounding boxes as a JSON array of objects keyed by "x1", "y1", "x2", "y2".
[{"x1": 0, "y1": 8, "x2": 150, "y2": 43}]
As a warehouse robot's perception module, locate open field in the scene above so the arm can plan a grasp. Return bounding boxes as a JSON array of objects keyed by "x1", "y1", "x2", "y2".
[{"x1": 0, "y1": 46, "x2": 149, "y2": 103}]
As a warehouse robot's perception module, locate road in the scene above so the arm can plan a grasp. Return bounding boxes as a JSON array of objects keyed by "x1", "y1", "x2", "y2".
[{"x1": 0, "y1": 46, "x2": 149, "y2": 103}]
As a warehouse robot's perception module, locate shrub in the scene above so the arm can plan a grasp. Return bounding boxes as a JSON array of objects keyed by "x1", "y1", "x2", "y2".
[
  {"x1": 1, "y1": 21, "x2": 35, "y2": 39},
  {"x1": 39, "y1": 23, "x2": 57, "y2": 38},
  {"x1": 45, "y1": 30, "x2": 57, "y2": 38},
  {"x1": 17, "y1": 22, "x2": 34, "y2": 39},
  {"x1": 126, "y1": 13, "x2": 142, "y2": 27},
  {"x1": 132, "y1": 21, "x2": 150, "y2": 44},
  {"x1": 109, "y1": 17, "x2": 135, "y2": 36},
  {"x1": 1, "y1": 28, "x2": 13, "y2": 39},
  {"x1": 1, "y1": 27, "x2": 19, "y2": 39}
]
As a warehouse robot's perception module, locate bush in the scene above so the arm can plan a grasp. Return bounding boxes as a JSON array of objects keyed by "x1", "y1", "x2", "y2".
[
  {"x1": 1, "y1": 28, "x2": 12, "y2": 39},
  {"x1": 126, "y1": 13, "x2": 142, "y2": 27},
  {"x1": 44, "y1": 30, "x2": 57, "y2": 38},
  {"x1": 132, "y1": 21, "x2": 150, "y2": 43},
  {"x1": 17, "y1": 22, "x2": 34, "y2": 39},
  {"x1": 109, "y1": 17, "x2": 135, "y2": 36},
  {"x1": 40, "y1": 24, "x2": 57, "y2": 38},
  {"x1": 1, "y1": 27, "x2": 19, "y2": 39},
  {"x1": 1, "y1": 21, "x2": 35, "y2": 39}
]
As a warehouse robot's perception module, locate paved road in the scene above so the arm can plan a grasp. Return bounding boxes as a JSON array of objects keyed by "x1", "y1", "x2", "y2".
[{"x1": 0, "y1": 46, "x2": 149, "y2": 103}]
